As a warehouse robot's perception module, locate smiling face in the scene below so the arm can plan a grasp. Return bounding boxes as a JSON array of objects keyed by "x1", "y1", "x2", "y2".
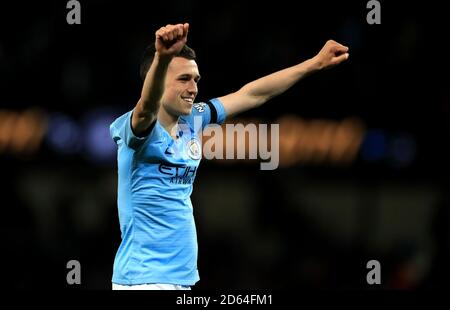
[{"x1": 160, "y1": 57, "x2": 201, "y2": 118}]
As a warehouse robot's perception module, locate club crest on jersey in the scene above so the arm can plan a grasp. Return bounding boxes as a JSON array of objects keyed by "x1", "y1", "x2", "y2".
[
  {"x1": 193, "y1": 102, "x2": 207, "y2": 113},
  {"x1": 187, "y1": 138, "x2": 201, "y2": 160}
]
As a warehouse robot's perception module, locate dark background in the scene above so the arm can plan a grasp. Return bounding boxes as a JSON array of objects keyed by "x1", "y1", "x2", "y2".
[{"x1": 0, "y1": 0, "x2": 448, "y2": 289}]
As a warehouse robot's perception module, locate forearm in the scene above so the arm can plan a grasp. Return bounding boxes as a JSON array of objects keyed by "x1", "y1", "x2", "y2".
[
  {"x1": 241, "y1": 57, "x2": 321, "y2": 104},
  {"x1": 137, "y1": 53, "x2": 172, "y2": 115},
  {"x1": 220, "y1": 40, "x2": 348, "y2": 117}
]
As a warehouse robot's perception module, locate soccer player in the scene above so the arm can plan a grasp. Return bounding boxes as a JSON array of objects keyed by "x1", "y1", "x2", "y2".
[{"x1": 110, "y1": 23, "x2": 349, "y2": 290}]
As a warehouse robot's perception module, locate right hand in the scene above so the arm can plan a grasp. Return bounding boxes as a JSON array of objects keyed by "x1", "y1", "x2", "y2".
[{"x1": 155, "y1": 23, "x2": 189, "y2": 57}]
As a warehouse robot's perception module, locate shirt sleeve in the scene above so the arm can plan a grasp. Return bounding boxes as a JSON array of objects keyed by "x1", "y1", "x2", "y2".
[
  {"x1": 188, "y1": 98, "x2": 227, "y2": 130},
  {"x1": 109, "y1": 110, "x2": 154, "y2": 149}
]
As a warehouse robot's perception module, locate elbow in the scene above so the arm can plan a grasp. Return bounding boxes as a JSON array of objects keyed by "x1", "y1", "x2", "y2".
[
  {"x1": 136, "y1": 97, "x2": 159, "y2": 116},
  {"x1": 239, "y1": 88, "x2": 268, "y2": 108},
  {"x1": 132, "y1": 108, "x2": 157, "y2": 137},
  {"x1": 254, "y1": 94, "x2": 271, "y2": 107}
]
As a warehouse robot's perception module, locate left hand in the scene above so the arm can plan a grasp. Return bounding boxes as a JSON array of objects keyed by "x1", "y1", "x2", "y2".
[{"x1": 313, "y1": 40, "x2": 349, "y2": 70}]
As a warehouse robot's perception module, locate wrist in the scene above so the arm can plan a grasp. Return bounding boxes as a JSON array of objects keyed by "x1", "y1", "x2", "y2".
[
  {"x1": 309, "y1": 56, "x2": 324, "y2": 71},
  {"x1": 154, "y1": 52, "x2": 174, "y2": 64}
]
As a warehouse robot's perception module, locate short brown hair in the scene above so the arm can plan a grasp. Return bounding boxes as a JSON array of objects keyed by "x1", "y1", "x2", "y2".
[{"x1": 139, "y1": 44, "x2": 196, "y2": 81}]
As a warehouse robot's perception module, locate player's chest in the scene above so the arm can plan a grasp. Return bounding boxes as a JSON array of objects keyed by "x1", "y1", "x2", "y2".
[{"x1": 142, "y1": 133, "x2": 202, "y2": 166}]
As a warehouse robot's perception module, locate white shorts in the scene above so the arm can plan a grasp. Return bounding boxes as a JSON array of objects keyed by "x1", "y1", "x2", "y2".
[{"x1": 112, "y1": 283, "x2": 191, "y2": 290}]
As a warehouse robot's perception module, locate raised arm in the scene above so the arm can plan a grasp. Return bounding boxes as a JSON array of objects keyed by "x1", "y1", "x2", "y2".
[
  {"x1": 219, "y1": 40, "x2": 349, "y2": 117},
  {"x1": 132, "y1": 23, "x2": 189, "y2": 136}
]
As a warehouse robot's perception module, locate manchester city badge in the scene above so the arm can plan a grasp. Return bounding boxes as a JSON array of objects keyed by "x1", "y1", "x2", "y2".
[{"x1": 187, "y1": 138, "x2": 201, "y2": 160}]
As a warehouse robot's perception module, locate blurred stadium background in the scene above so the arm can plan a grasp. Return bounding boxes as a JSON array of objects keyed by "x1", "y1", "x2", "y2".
[{"x1": 0, "y1": 0, "x2": 448, "y2": 289}]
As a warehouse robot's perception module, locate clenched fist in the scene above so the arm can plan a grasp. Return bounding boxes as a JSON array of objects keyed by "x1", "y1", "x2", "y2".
[
  {"x1": 313, "y1": 40, "x2": 349, "y2": 70},
  {"x1": 155, "y1": 23, "x2": 189, "y2": 57}
]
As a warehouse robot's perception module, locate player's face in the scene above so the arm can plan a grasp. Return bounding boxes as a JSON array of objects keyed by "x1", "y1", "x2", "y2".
[{"x1": 161, "y1": 57, "x2": 200, "y2": 116}]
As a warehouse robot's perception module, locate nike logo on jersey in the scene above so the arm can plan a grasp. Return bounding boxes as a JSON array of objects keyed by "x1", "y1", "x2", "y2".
[{"x1": 165, "y1": 147, "x2": 174, "y2": 155}]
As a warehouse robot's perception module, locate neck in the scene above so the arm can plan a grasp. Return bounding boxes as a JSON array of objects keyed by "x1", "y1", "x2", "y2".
[{"x1": 157, "y1": 107, "x2": 180, "y2": 139}]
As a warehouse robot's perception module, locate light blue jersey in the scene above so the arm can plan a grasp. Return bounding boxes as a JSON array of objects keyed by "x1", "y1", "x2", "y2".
[{"x1": 109, "y1": 98, "x2": 226, "y2": 286}]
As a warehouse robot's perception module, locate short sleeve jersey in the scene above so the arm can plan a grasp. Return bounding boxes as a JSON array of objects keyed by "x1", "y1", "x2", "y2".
[{"x1": 109, "y1": 98, "x2": 226, "y2": 285}]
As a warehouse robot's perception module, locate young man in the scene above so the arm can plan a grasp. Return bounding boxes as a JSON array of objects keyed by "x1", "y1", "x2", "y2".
[{"x1": 110, "y1": 23, "x2": 349, "y2": 290}]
